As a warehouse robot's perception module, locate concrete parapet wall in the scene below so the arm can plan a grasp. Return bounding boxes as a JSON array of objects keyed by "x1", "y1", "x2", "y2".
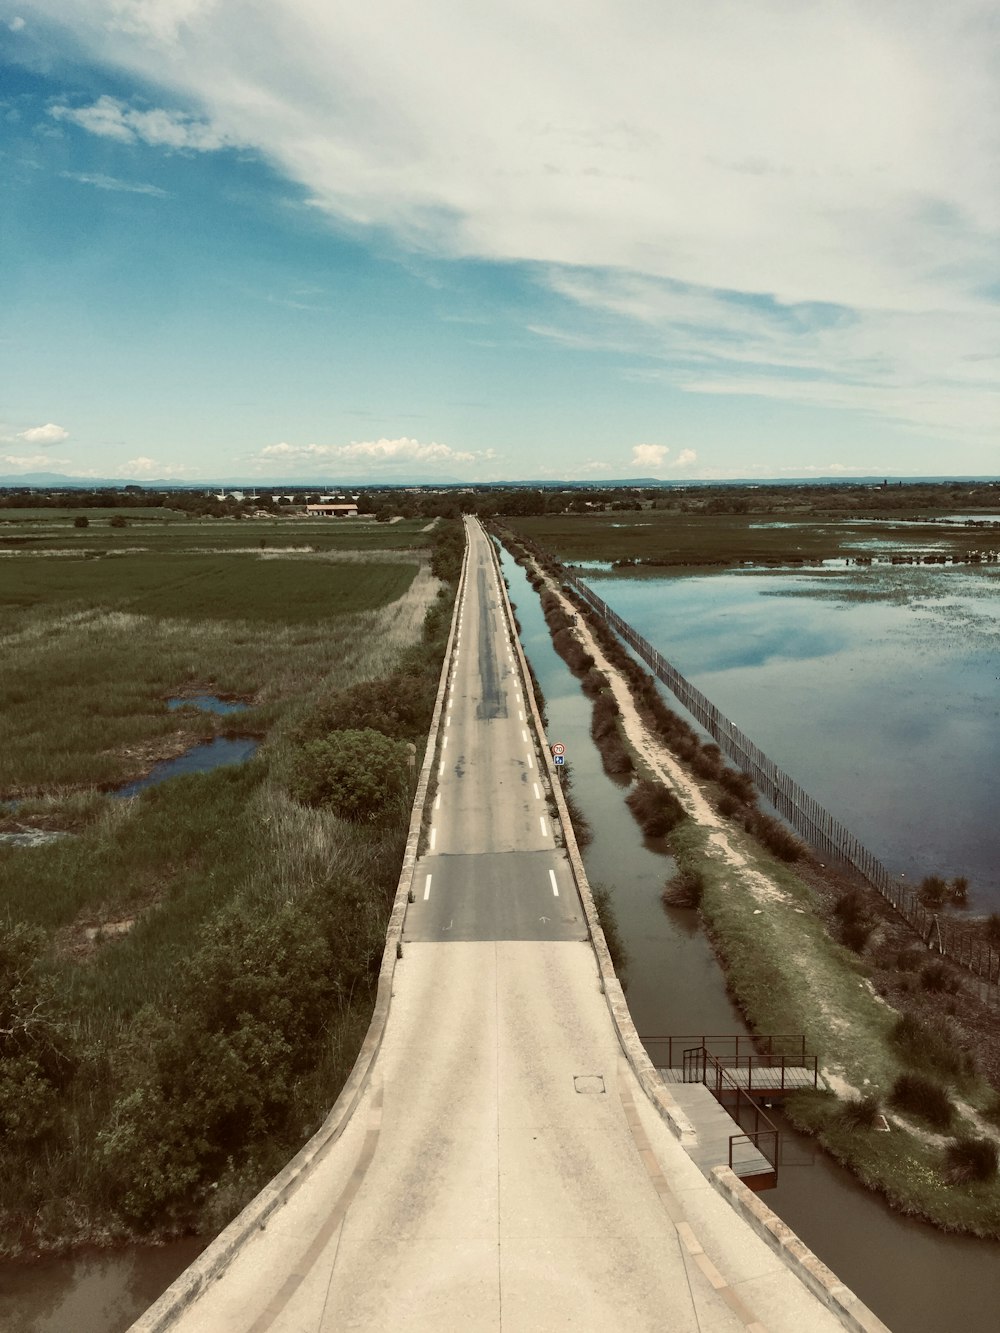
[
  {"x1": 129, "y1": 541, "x2": 470, "y2": 1333},
  {"x1": 710, "y1": 1168, "x2": 891, "y2": 1333}
]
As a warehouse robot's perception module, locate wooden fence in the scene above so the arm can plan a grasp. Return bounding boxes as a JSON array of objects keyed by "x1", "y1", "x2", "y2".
[{"x1": 563, "y1": 569, "x2": 1000, "y2": 994}]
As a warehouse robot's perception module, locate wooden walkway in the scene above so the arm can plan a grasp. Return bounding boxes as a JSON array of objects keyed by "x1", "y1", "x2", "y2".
[
  {"x1": 657, "y1": 1064, "x2": 817, "y2": 1096},
  {"x1": 664, "y1": 1082, "x2": 774, "y2": 1187}
]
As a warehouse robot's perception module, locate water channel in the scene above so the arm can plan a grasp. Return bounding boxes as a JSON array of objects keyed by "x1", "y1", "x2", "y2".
[{"x1": 500, "y1": 544, "x2": 1000, "y2": 1333}]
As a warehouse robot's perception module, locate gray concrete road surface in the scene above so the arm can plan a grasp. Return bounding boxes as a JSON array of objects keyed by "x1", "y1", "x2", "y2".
[{"x1": 162, "y1": 519, "x2": 853, "y2": 1333}]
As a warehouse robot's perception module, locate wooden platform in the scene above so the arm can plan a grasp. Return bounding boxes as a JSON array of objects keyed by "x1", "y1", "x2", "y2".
[
  {"x1": 664, "y1": 1082, "x2": 774, "y2": 1187},
  {"x1": 657, "y1": 1064, "x2": 817, "y2": 1096}
]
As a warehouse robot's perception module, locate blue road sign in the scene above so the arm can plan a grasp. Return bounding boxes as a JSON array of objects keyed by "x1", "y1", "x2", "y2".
[{"x1": 553, "y1": 754, "x2": 566, "y2": 766}]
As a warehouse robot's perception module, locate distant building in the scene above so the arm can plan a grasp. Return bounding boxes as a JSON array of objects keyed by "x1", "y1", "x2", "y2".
[{"x1": 306, "y1": 502, "x2": 360, "y2": 518}]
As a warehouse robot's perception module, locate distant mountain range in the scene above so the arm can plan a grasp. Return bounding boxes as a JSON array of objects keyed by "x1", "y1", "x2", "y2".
[{"x1": 1, "y1": 471, "x2": 998, "y2": 490}]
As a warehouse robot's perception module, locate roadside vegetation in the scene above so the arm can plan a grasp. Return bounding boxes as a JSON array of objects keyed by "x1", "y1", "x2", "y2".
[
  {"x1": 0, "y1": 520, "x2": 463, "y2": 1256},
  {"x1": 496, "y1": 522, "x2": 1000, "y2": 1238}
]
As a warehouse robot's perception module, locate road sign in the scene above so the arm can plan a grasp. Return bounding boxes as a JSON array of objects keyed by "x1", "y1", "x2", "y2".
[
  {"x1": 553, "y1": 754, "x2": 566, "y2": 766},
  {"x1": 551, "y1": 742, "x2": 566, "y2": 756}
]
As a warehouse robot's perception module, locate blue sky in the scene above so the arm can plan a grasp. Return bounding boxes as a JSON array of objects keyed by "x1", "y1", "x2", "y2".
[{"x1": 2, "y1": 2, "x2": 998, "y2": 483}]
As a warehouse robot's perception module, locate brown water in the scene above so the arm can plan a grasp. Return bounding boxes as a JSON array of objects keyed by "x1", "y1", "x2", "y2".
[{"x1": 0, "y1": 1240, "x2": 206, "y2": 1333}]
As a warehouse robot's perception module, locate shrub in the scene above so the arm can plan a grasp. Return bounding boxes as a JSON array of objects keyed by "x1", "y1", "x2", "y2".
[
  {"x1": 889, "y1": 1072, "x2": 955, "y2": 1130},
  {"x1": 289, "y1": 729, "x2": 411, "y2": 822},
  {"x1": 918, "y1": 875, "x2": 948, "y2": 909},
  {"x1": 109, "y1": 514, "x2": 127, "y2": 528},
  {"x1": 661, "y1": 868, "x2": 704, "y2": 910},
  {"x1": 839, "y1": 1093, "x2": 883, "y2": 1130},
  {"x1": 302, "y1": 672, "x2": 436, "y2": 743},
  {"x1": 0, "y1": 922, "x2": 73, "y2": 1148},
  {"x1": 948, "y1": 876, "x2": 970, "y2": 905},
  {"x1": 591, "y1": 884, "x2": 627, "y2": 977},
  {"x1": 986, "y1": 913, "x2": 1000, "y2": 944},
  {"x1": 920, "y1": 961, "x2": 961, "y2": 994},
  {"x1": 551, "y1": 627, "x2": 594, "y2": 674},
  {"x1": 943, "y1": 1136, "x2": 999, "y2": 1185},
  {"x1": 626, "y1": 779, "x2": 686, "y2": 838},
  {"x1": 718, "y1": 767, "x2": 757, "y2": 804},
  {"x1": 752, "y1": 812, "x2": 807, "y2": 862},
  {"x1": 73, "y1": 515, "x2": 89, "y2": 528},
  {"x1": 581, "y1": 667, "x2": 610, "y2": 697},
  {"x1": 891, "y1": 1012, "x2": 975, "y2": 1080},
  {"x1": 715, "y1": 793, "x2": 742, "y2": 819},
  {"x1": 840, "y1": 919, "x2": 874, "y2": 954}
]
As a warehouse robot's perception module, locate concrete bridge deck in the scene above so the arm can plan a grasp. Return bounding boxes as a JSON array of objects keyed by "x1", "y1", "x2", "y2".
[{"x1": 136, "y1": 520, "x2": 886, "y2": 1333}]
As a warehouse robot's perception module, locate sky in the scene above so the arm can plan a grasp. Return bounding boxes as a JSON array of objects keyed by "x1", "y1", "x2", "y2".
[{"x1": 1, "y1": 2, "x2": 998, "y2": 484}]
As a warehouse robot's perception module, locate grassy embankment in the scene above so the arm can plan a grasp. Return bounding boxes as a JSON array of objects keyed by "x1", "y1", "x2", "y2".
[
  {"x1": 0, "y1": 519, "x2": 463, "y2": 1255},
  {"x1": 508, "y1": 509, "x2": 999, "y2": 570},
  {"x1": 497, "y1": 524, "x2": 1000, "y2": 1238}
]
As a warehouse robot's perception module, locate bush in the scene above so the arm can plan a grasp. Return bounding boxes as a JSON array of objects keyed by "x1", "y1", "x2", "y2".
[
  {"x1": 918, "y1": 875, "x2": 948, "y2": 909},
  {"x1": 889, "y1": 1072, "x2": 955, "y2": 1130},
  {"x1": 948, "y1": 876, "x2": 970, "y2": 905},
  {"x1": 943, "y1": 1136, "x2": 999, "y2": 1184},
  {"x1": 73, "y1": 515, "x2": 89, "y2": 528},
  {"x1": 840, "y1": 918, "x2": 874, "y2": 954},
  {"x1": 891, "y1": 1011, "x2": 975, "y2": 1081},
  {"x1": 109, "y1": 514, "x2": 127, "y2": 529},
  {"x1": 718, "y1": 767, "x2": 757, "y2": 804},
  {"x1": 715, "y1": 792, "x2": 742, "y2": 819},
  {"x1": 290, "y1": 729, "x2": 411, "y2": 821},
  {"x1": 661, "y1": 868, "x2": 704, "y2": 910},
  {"x1": 0, "y1": 922, "x2": 73, "y2": 1148},
  {"x1": 751, "y1": 811, "x2": 807, "y2": 862},
  {"x1": 591, "y1": 884, "x2": 627, "y2": 977},
  {"x1": 626, "y1": 779, "x2": 686, "y2": 838},
  {"x1": 920, "y1": 961, "x2": 961, "y2": 994},
  {"x1": 302, "y1": 671, "x2": 436, "y2": 743},
  {"x1": 839, "y1": 1093, "x2": 883, "y2": 1130},
  {"x1": 986, "y1": 913, "x2": 1000, "y2": 944}
]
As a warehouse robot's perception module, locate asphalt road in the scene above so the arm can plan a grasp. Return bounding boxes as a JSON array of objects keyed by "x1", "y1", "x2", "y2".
[{"x1": 405, "y1": 526, "x2": 584, "y2": 943}]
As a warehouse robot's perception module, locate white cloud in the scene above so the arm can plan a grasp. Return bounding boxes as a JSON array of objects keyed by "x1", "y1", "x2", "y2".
[
  {"x1": 2, "y1": 453, "x2": 68, "y2": 469},
  {"x1": 61, "y1": 171, "x2": 168, "y2": 197},
  {"x1": 672, "y1": 449, "x2": 697, "y2": 468},
  {"x1": 9, "y1": 16, "x2": 25, "y2": 31},
  {"x1": 577, "y1": 460, "x2": 611, "y2": 474},
  {"x1": 122, "y1": 456, "x2": 187, "y2": 476},
  {"x1": 50, "y1": 95, "x2": 236, "y2": 152},
  {"x1": 631, "y1": 443, "x2": 668, "y2": 471},
  {"x1": 257, "y1": 437, "x2": 476, "y2": 467},
  {"x1": 18, "y1": 422, "x2": 69, "y2": 444},
  {"x1": 21, "y1": 2, "x2": 1000, "y2": 445}
]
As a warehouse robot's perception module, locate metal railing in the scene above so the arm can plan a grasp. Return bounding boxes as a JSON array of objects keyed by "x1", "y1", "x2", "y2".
[
  {"x1": 682, "y1": 1046, "x2": 782, "y2": 1184},
  {"x1": 643, "y1": 1034, "x2": 818, "y2": 1092},
  {"x1": 561, "y1": 568, "x2": 1000, "y2": 995}
]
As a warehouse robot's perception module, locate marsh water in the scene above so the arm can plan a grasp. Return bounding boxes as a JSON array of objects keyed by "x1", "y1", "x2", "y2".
[
  {"x1": 4, "y1": 556, "x2": 999, "y2": 1331},
  {"x1": 584, "y1": 562, "x2": 1000, "y2": 911},
  {"x1": 114, "y1": 737, "x2": 258, "y2": 799}
]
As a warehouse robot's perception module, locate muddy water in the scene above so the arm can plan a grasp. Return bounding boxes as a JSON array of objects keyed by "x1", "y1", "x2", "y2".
[
  {"x1": 502, "y1": 546, "x2": 1000, "y2": 1333},
  {"x1": 0, "y1": 1240, "x2": 206, "y2": 1333}
]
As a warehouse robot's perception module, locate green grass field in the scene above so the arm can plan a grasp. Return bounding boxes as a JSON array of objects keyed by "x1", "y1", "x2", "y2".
[
  {"x1": 0, "y1": 553, "x2": 417, "y2": 622},
  {"x1": 0, "y1": 514, "x2": 429, "y2": 553},
  {"x1": 0, "y1": 520, "x2": 457, "y2": 1255}
]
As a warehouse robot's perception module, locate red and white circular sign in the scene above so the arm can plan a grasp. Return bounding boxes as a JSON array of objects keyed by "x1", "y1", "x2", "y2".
[{"x1": 551, "y1": 743, "x2": 566, "y2": 757}]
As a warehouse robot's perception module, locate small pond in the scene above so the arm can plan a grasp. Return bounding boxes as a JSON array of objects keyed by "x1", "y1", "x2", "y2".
[
  {"x1": 166, "y1": 695, "x2": 249, "y2": 716},
  {"x1": 115, "y1": 737, "x2": 259, "y2": 799}
]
